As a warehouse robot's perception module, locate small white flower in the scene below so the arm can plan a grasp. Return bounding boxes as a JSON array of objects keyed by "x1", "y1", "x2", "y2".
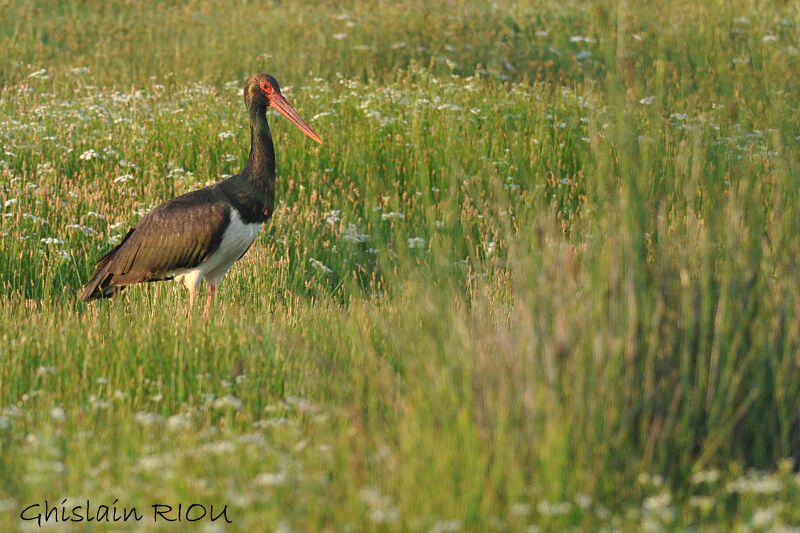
[
  {"x1": 28, "y1": 69, "x2": 49, "y2": 79},
  {"x1": 324, "y1": 210, "x2": 341, "y2": 225},
  {"x1": 113, "y1": 174, "x2": 135, "y2": 183},
  {"x1": 342, "y1": 224, "x2": 368, "y2": 243},
  {"x1": 431, "y1": 520, "x2": 462, "y2": 533},
  {"x1": 639, "y1": 95, "x2": 656, "y2": 105},
  {"x1": 381, "y1": 211, "x2": 404, "y2": 220},
  {"x1": 133, "y1": 411, "x2": 163, "y2": 427},
  {"x1": 726, "y1": 473, "x2": 782, "y2": 494},
  {"x1": 311, "y1": 111, "x2": 332, "y2": 122},
  {"x1": 254, "y1": 471, "x2": 287, "y2": 486},
  {"x1": 537, "y1": 500, "x2": 571, "y2": 516},
  {"x1": 691, "y1": 469, "x2": 720, "y2": 484},
  {"x1": 49, "y1": 407, "x2": 66, "y2": 422},
  {"x1": 3, "y1": 199, "x2": 17, "y2": 208},
  {"x1": 40, "y1": 237, "x2": 63, "y2": 245},
  {"x1": 407, "y1": 237, "x2": 426, "y2": 249},
  {"x1": 369, "y1": 508, "x2": 399, "y2": 524},
  {"x1": 309, "y1": 258, "x2": 333, "y2": 273},
  {"x1": 575, "y1": 493, "x2": 592, "y2": 509},
  {"x1": 510, "y1": 503, "x2": 531, "y2": 516},
  {"x1": 79, "y1": 149, "x2": 98, "y2": 161},
  {"x1": 166, "y1": 414, "x2": 192, "y2": 431},
  {"x1": 331, "y1": 33, "x2": 347, "y2": 40},
  {"x1": 217, "y1": 130, "x2": 236, "y2": 140},
  {"x1": 752, "y1": 506, "x2": 778, "y2": 527},
  {"x1": 213, "y1": 395, "x2": 243, "y2": 410},
  {"x1": 643, "y1": 490, "x2": 672, "y2": 510}
]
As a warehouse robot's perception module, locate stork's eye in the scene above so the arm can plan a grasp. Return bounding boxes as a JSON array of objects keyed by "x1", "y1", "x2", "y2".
[{"x1": 260, "y1": 81, "x2": 273, "y2": 94}]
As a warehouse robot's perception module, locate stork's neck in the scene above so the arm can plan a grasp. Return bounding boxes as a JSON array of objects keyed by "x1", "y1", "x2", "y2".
[
  {"x1": 218, "y1": 103, "x2": 276, "y2": 223},
  {"x1": 244, "y1": 104, "x2": 275, "y2": 181}
]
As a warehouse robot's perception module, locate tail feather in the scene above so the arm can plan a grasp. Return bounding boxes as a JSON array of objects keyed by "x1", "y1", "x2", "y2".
[{"x1": 79, "y1": 229, "x2": 134, "y2": 302}]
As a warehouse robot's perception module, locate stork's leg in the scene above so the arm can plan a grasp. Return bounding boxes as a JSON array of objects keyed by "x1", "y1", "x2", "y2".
[
  {"x1": 204, "y1": 284, "x2": 216, "y2": 321},
  {"x1": 181, "y1": 270, "x2": 202, "y2": 328},
  {"x1": 187, "y1": 288, "x2": 197, "y2": 328}
]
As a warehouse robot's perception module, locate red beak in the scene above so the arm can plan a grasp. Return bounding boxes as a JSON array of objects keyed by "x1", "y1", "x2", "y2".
[{"x1": 269, "y1": 93, "x2": 323, "y2": 144}]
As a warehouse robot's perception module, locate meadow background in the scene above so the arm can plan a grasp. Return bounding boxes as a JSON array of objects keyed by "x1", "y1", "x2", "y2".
[{"x1": 2, "y1": 0, "x2": 800, "y2": 530}]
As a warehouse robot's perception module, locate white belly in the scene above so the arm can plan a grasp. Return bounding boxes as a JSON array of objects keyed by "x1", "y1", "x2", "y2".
[{"x1": 173, "y1": 209, "x2": 260, "y2": 291}]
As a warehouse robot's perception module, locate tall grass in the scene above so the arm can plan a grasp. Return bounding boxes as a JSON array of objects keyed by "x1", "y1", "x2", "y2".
[{"x1": 2, "y1": 0, "x2": 800, "y2": 529}]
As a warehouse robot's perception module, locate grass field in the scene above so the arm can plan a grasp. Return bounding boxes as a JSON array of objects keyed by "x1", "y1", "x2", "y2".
[{"x1": 3, "y1": 0, "x2": 800, "y2": 530}]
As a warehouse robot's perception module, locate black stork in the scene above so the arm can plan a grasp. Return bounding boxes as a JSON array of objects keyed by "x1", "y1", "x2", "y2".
[{"x1": 79, "y1": 74, "x2": 322, "y2": 324}]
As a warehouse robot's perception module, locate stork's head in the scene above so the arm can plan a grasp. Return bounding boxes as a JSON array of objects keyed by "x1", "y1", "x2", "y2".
[{"x1": 244, "y1": 73, "x2": 322, "y2": 144}]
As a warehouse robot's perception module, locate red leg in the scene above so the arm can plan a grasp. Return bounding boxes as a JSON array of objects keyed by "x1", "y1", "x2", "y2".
[
  {"x1": 204, "y1": 285, "x2": 216, "y2": 321},
  {"x1": 187, "y1": 288, "x2": 196, "y2": 328}
]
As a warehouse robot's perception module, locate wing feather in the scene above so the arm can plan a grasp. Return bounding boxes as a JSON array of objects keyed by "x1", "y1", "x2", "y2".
[{"x1": 79, "y1": 187, "x2": 231, "y2": 301}]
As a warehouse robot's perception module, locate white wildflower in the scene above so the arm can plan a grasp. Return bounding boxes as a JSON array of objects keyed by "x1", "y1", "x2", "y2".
[
  {"x1": 691, "y1": 469, "x2": 720, "y2": 484},
  {"x1": 510, "y1": 503, "x2": 531, "y2": 516},
  {"x1": 28, "y1": 69, "x2": 49, "y2": 79},
  {"x1": 212, "y1": 395, "x2": 243, "y2": 410},
  {"x1": 575, "y1": 493, "x2": 592, "y2": 509},
  {"x1": 311, "y1": 111, "x2": 332, "y2": 122},
  {"x1": 431, "y1": 520, "x2": 462, "y2": 532},
  {"x1": 537, "y1": 500, "x2": 571, "y2": 516},
  {"x1": 324, "y1": 209, "x2": 341, "y2": 225},
  {"x1": 688, "y1": 496, "x2": 714, "y2": 512},
  {"x1": 369, "y1": 508, "x2": 399, "y2": 524},
  {"x1": 3, "y1": 199, "x2": 17, "y2": 208},
  {"x1": 331, "y1": 33, "x2": 347, "y2": 40},
  {"x1": 201, "y1": 440, "x2": 237, "y2": 455},
  {"x1": 752, "y1": 506, "x2": 778, "y2": 527},
  {"x1": 407, "y1": 237, "x2": 426, "y2": 249},
  {"x1": 342, "y1": 223, "x2": 368, "y2": 243},
  {"x1": 217, "y1": 130, "x2": 235, "y2": 140},
  {"x1": 254, "y1": 471, "x2": 287, "y2": 487},
  {"x1": 726, "y1": 473, "x2": 782, "y2": 494},
  {"x1": 133, "y1": 411, "x2": 162, "y2": 427},
  {"x1": 79, "y1": 149, "x2": 98, "y2": 161},
  {"x1": 40, "y1": 237, "x2": 63, "y2": 245},
  {"x1": 309, "y1": 258, "x2": 333, "y2": 273},
  {"x1": 381, "y1": 211, "x2": 404, "y2": 220},
  {"x1": 49, "y1": 407, "x2": 66, "y2": 422},
  {"x1": 166, "y1": 413, "x2": 192, "y2": 432},
  {"x1": 639, "y1": 95, "x2": 656, "y2": 105},
  {"x1": 643, "y1": 490, "x2": 672, "y2": 511}
]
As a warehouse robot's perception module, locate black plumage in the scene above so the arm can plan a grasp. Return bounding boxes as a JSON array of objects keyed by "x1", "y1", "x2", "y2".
[{"x1": 79, "y1": 73, "x2": 322, "y2": 311}]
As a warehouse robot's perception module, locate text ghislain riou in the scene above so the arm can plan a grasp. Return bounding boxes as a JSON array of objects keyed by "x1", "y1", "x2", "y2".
[{"x1": 20, "y1": 499, "x2": 232, "y2": 526}]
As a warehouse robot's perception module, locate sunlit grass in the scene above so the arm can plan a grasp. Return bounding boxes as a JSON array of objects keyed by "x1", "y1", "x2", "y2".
[{"x1": 2, "y1": 0, "x2": 800, "y2": 530}]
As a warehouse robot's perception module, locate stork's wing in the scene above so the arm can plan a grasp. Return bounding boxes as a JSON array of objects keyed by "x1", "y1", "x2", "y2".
[{"x1": 79, "y1": 188, "x2": 232, "y2": 301}]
